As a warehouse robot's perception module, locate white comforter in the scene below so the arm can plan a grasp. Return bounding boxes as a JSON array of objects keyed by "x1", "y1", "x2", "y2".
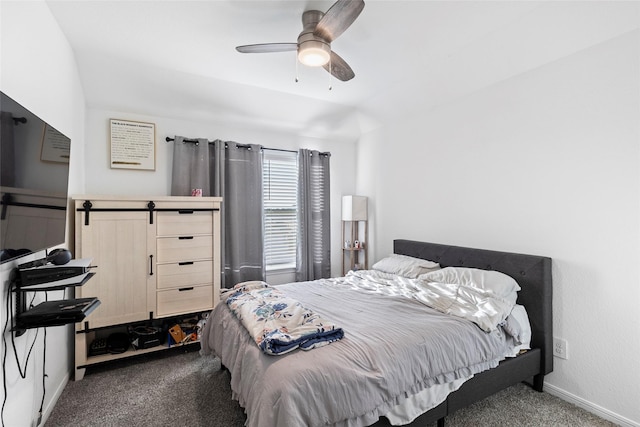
[{"x1": 337, "y1": 270, "x2": 516, "y2": 332}]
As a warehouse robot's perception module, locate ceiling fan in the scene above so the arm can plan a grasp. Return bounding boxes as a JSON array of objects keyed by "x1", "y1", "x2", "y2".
[{"x1": 235, "y1": 0, "x2": 365, "y2": 82}]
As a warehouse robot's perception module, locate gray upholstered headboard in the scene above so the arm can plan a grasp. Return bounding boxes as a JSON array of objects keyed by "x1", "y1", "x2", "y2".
[{"x1": 393, "y1": 239, "x2": 553, "y2": 376}]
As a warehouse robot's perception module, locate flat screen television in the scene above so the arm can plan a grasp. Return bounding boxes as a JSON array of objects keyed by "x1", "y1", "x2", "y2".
[{"x1": 0, "y1": 91, "x2": 71, "y2": 264}]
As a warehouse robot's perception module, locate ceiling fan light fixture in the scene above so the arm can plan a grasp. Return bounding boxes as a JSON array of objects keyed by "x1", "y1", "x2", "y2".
[
  {"x1": 235, "y1": 0, "x2": 364, "y2": 81},
  {"x1": 298, "y1": 40, "x2": 330, "y2": 67}
]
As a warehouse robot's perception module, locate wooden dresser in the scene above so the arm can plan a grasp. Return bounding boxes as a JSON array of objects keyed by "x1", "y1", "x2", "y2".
[{"x1": 72, "y1": 195, "x2": 222, "y2": 380}]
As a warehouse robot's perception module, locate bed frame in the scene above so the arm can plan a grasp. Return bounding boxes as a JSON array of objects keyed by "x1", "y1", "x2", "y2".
[{"x1": 373, "y1": 240, "x2": 553, "y2": 427}]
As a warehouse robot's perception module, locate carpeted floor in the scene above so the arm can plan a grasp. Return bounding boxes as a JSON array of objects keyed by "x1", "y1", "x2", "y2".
[{"x1": 46, "y1": 347, "x2": 616, "y2": 427}]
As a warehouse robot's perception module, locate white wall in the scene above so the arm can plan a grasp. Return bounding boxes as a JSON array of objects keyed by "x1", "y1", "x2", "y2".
[
  {"x1": 0, "y1": 1, "x2": 86, "y2": 426},
  {"x1": 357, "y1": 31, "x2": 640, "y2": 426},
  {"x1": 83, "y1": 107, "x2": 358, "y2": 279}
]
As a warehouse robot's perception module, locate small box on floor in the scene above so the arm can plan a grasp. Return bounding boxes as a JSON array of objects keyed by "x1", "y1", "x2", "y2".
[{"x1": 168, "y1": 323, "x2": 197, "y2": 344}]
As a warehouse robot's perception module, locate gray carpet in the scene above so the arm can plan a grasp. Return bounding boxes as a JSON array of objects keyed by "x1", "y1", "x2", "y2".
[{"x1": 46, "y1": 348, "x2": 616, "y2": 427}]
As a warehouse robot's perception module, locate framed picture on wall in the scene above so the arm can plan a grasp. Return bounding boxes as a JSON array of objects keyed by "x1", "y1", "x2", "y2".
[
  {"x1": 109, "y1": 119, "x2": 156, "y2": 170},
  {"x1": 40, "y1": 123, "x2": 71, "y2": 163}
]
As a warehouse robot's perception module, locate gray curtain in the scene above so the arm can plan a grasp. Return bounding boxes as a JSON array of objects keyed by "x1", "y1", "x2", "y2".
[
  {"x1": 170, "y1": 136, "x2": 210, "y2": 196},
  {"x1": 171, "y1": 136, "x2": 265, "y2": 288},
  {"x1": 296, "y1": 149, "x2": 331, "y2": 281},
  {"x1": 1, "y1": 112, "x2": 16, "y2": 187}
]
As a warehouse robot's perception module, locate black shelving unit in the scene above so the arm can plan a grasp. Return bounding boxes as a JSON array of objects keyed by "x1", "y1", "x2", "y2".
[{"x1": 11, "y1": 260, "x2": 99, "y2": 336}]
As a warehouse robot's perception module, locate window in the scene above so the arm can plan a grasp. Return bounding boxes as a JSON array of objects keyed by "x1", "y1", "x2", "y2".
[{"x1": 263, "y1": 150, "x2": 298, "y2": 270}]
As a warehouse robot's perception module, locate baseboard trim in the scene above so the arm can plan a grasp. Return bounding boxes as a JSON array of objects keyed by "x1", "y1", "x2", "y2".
[
  {"x1": 39, "y1": 372, "x2": 70, "y2": 427},
  {"x1": 544, "y1": 383, "x2": 639, "y2": 427}
]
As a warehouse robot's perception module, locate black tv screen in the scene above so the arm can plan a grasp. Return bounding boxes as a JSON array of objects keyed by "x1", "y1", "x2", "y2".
[{"x1": 0, "y1": 91, "x2": 71, "y2": 264}]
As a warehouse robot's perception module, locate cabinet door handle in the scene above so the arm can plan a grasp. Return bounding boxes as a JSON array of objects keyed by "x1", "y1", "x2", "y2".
[
  {"x1": 178, "y1": 236, "x2": 194, "y2": 240},
  {"x1": 178, "y1": 287, "x2": 194, "y2": 292},
  {"x1": 149, "y1": 255, "x2": 154, "y2": 276},
  {"x1": 178, "y1": 261, "x2": 194, "y2": 266}
]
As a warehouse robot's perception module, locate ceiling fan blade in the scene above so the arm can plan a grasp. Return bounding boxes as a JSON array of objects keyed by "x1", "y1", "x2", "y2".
[
  {"x1": 236, "y1": 43, "x2": 297, "y2": 54},
  {"x1": 314, "y1": 0, "x2": 365, "y2": 42},
  {"x1": 323, "y1": 50, "x2": 355, "y2": 81}
]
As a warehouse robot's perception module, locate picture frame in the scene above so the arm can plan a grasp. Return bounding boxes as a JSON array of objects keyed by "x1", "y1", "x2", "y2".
[
  {"x1": 109, "y1": 119, "x2": 156, "y2": 170},
  {"x1": 40, "y1": 123, "x2": 71, "y2": 163}
]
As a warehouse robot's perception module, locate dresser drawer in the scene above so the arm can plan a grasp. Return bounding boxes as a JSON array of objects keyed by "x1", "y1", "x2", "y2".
[
  {"x1": 156, "y1": 211, "x2": 213, "y2": 236},
  {"x1": 156, "y1": 235, "x2": 213, "y2": 263},
  {"x1": 157, "y1": 260, "x2": 213, "y2": 289},
  {"x1": 156, "y1": 285, "x2": 213, "y2": 317}
]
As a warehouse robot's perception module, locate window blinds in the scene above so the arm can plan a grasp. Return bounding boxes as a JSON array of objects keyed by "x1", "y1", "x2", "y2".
[{"x1": 263, "y1": 150, "x2": 298, "y2": 269}]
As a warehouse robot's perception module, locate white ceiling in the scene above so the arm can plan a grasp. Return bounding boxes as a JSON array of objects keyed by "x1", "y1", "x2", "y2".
[{"x1": 46, "y1": 0, "x2": 640, "y2": 140}]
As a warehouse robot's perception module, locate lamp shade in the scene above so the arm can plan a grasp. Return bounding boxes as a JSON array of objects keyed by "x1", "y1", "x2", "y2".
[{"x1": 342, "y1": 196, "x2": 367, "y2": 221}]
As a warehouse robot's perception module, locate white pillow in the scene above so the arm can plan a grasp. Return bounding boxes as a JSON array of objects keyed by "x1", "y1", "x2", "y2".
[
  {"x1": 503, "y1": 305, "x2": 532, "y2": 356},
  {"x1": 502, "y1": 305, "x2": 531, "y2": 344},
  {"x1": 419, "y1": 266, "x2": 521, "y2": 299},
  {"x1": 372, "y1": 254, "x2": 440, "y2": 279}
]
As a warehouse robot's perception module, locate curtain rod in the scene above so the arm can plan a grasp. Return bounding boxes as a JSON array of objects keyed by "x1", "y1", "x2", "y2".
[
  {"x1": 165, "y1": 136, "x2": 254, "y2": 150},
  {"x1": 165, "y1": 136, "x2": 211, "y2": 144},
  {"x1": 165, "y1": 136, "x2": 328, "y2": 156},
  {"x1": 263, "y1": 147, "x2": 330, "y2": 156},
  {"x1": 263, "y1": 147, "x2": 297, "y2": 154}
]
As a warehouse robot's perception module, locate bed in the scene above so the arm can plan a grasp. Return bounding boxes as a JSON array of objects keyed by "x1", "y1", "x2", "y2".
[{"x1": 200, "y1": 239, "x2": 553, "y2": 426}]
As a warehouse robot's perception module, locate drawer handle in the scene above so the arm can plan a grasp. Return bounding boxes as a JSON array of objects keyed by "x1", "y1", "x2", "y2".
[
  {"x1": 178, "y1": 261, "x2": 194, "y2": 266},
  {"x1": 178, "y1": 210, "x2": 194, "y2": 214},
  {"x1": 178, "y1": 236, "x2": 194, "y2": 240},
  {"x1": 178, "y1": 287, "x2": 194, "y2": 292}
]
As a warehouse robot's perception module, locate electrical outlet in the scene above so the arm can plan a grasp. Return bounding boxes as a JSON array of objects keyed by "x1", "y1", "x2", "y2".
[{"x1": 553, "y1": 337, "x2": 569, "y2": 359}]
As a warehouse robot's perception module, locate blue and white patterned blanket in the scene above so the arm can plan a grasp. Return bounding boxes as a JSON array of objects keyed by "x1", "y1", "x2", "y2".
[{"x1": 224, "y1": 281, "x2": 344, "y2": 355}]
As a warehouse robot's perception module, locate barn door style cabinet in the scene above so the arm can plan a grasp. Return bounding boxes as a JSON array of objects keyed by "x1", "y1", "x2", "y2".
[{"x1": 73, "y1": 195, "x2": 222, "y2": 380}]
